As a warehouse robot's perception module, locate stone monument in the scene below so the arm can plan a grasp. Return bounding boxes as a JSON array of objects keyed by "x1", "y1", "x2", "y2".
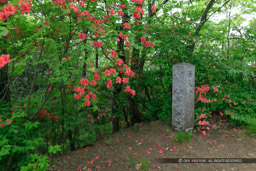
[{"x1": 172, "y1": 62, "x2": 195, "y2": 132}]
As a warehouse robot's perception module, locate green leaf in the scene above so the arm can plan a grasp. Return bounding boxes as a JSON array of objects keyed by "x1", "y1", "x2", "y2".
[
  {"x1": 0, "y1": 145, "x2": 11, "y2": 157},
  {"x1": 0, "y1": 26, "x2": 9, "y2": 38},
  {"x1": 24, "y1": 121, "x2": 39, "y2": 130},
  {"x1": 48, "y1": 145, "x2": 61, "y2": 154}
]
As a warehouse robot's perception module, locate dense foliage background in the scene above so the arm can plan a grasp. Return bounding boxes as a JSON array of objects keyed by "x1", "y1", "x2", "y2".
[{"x1": 0, "y1": 0, "x2": 255, "y2": 170}]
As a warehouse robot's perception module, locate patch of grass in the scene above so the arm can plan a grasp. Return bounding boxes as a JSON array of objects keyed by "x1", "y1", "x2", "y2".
[
  {"x1": 245, "y1": 122, "x2": 256, "y2": 137},
  {"x1": 129, "y1": 154, "x2": 136, "y2": 167},
  {"x1": 133, "y1": 125, "x2": 138, "y2": 132},
  {"x1": 175, "y1": 132, "x2": 185, "y2": 143},
  {"x1": 105, "y1": 140, "x2": 112, "y2": 145},
  {"x1": 140, "y1": 159, "x2": 149, "y2": 170},
  {"x1": 186, "y1": 131, "x2": 193, "y2": 142},
  {"x1": 174, "y1": 131, "x2": 193, "y2": 143},
  {"x1": 229, "y1": 119, "x2": 245, "y2": 127},
  {"x1": 165, "y1": 128, "x2": 170, "y2": 133}
]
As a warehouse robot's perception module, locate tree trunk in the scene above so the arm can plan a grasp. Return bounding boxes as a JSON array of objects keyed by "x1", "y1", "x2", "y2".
[
  {"x1": 129, "y1": 96, "x2": 141, "y2": 125},
  {"x1": 112, "y1": 83, "x2": 121, "y2": 132},
  {"x1": 187, "y1": 0, "x2": 216, "y2": 56},
  {"x1": 227, "y1": 3, "x2": 232, "y2": 58},
  {"x1": 111, "y1": 13, "x2": 128, "y2": 132},
  {"x1": 0, "y1": 6, "x2": 10, "y2": 103},
  {"x1": 129, "y1": 46, "x2": 142, "y2": 125},
  {"x1": 82, "y1": 52, "x2": 88, "y2": 77},
  {"x1": 0, "y1": 64, "x2": 10, "y2": 103},
  {"x1": 68, "y1": 130, "x2": 76, "y2": 151}
]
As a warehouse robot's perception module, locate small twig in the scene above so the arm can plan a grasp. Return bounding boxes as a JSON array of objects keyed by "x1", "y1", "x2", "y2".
[
  {"x1": 30, "y1": 84, "x2": 53, "y2": 120},
  {"x1": 26, "y1": 39, "x2": 45, "y2": 117}
]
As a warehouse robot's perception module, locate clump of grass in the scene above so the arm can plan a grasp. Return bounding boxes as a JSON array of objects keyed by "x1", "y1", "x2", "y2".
[
  {"x1": 105, "y1": 140, "x2": 112, "y2": 145},
  {"x1": 186, "y1": 131, "x2": 193, "y2": 142},
  {"x1": 140, "y1": 159, "x2": 149, "y2": 170},
  {"x1": 165, "y1": 128, "x2": 170, "y2": 133},
  {"x1": 174, "y1": 131, "x2": 193, "y2": 143},
  {"x1": 175, "y1": 132, "x2": 185, "y2": 143},
  {"x1": 133, "y1": 125, "x2": 138, "y2": 132},
  {"x1": 129, "y1": 154, "x2": 136, "y2": 167},
  {"x1": 245, "y1": 122, "x2": 256, "y2": 137}
]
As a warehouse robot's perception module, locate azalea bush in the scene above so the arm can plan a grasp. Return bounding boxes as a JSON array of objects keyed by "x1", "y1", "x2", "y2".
[
  {"x1": 0, "y1": 0, "x2": 154, "y2": 169},
  {"x1": 0, "y1": 0, "x2": 255, "y2": 170},
  {"x1": 0, "y1": 109, "x2": 50, "y2": 170}
]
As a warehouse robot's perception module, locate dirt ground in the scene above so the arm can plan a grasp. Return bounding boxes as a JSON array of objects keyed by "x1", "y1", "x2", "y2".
[{"x1": 48, "y1": 118, "x2": 256, "y2": 171}]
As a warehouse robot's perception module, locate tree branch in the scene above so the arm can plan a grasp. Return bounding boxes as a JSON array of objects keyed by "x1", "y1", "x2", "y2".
[
  {"x1": 194, "y1": 0, "x2": 216, "y2": 36},
  {"x1": 150, "y1": 0, "x2": 169, "y2": 18},
  {"x1": 100, "y1": 47, "x2": 113, "y2": 62},
  {"x1": 26, "y1": 39, "x2": 45, "y2": 117},
  {"x1": 206, "y1": 0, "x2": 231, "y2": 21},
  {"x1": 30, "y1": 84, "x2": 52, "y2": 120}
]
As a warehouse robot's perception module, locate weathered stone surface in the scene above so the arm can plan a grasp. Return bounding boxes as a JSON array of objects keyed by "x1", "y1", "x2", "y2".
[{"x1": 172, "y1": 62, "x2": 195, "y2": 132}]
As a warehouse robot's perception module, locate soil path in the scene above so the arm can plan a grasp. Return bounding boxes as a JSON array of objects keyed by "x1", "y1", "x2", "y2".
[{"x1": 49, "y1": 120, "x2": 256, "y2": 171}]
